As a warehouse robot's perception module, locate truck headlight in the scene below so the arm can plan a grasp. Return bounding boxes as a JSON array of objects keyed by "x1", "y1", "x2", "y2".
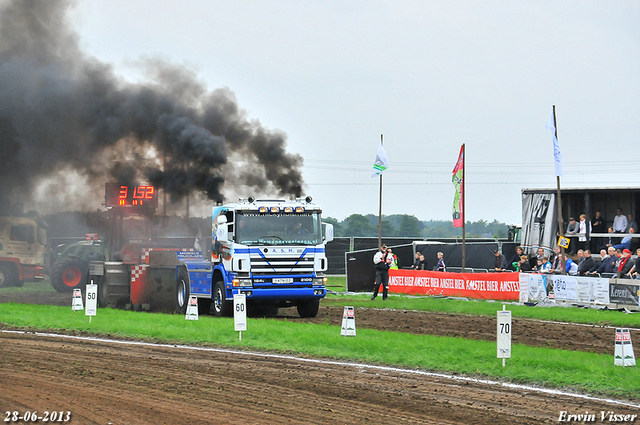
[
  {"x1": 233, "y1": 278, "x2": 253, "y2": 287},
  {"x1": 313, "y1": 277, "x2": 327, "y2": 286}
]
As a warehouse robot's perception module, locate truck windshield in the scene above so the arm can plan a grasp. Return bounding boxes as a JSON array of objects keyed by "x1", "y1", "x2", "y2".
[{"x1": 235, "y1": 212, "x2": 322, "y2": 246}]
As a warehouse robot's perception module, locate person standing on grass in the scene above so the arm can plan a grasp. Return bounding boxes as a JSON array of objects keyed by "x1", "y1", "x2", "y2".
[{"x1": 372, "y1": 245, "x2": 391, "y2": 300}]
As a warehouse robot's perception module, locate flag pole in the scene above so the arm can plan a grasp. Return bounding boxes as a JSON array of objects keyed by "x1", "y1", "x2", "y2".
[
  {"x1": 378, "y1": 134, "x2": 383, "y2": 248},
  {"x1": 553, "y1": 105, "x2": 565, "y2": 275},
  {"x1": 461, "y1": 143, "x2": 466, "y2": 272}
]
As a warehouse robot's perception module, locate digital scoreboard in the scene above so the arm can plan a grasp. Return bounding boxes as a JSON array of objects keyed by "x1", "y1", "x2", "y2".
[{"x1": 105, "y1": 183, "x2": 158, "y2": 208}]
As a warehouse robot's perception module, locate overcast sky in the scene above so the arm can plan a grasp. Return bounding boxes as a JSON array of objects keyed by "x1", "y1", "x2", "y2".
[{"x1": 67, "y1": 1, "x2": 639, "y2": 223}]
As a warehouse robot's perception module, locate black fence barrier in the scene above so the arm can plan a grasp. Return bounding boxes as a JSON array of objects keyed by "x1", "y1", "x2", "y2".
[
  {"x1": 328, "y1": 237, "x2": 514, "y2": 276},
  {"x1": 326, "y1": 237, "x2": 421, "y2": 275},
  {"x1": 346, "y1": 241, "x2": 517, "y2": 292},
  {"x1": 346, "y1": 243, "x2": 415, "y2": 292}
]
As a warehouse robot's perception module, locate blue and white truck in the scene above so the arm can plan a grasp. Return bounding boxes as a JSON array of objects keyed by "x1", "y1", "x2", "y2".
[{"x1": 176, "y1": 196, "x2": 333, "y2": 317}]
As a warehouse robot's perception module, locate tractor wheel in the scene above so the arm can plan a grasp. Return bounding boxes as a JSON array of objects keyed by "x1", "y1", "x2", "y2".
[
  {"x1": 175, "y1": 269, "x2": 190, "y2": 315},
  {"x1": 297, "y1": 299, "x2": 320, "y2": 318},
  {"x1": 0, "y1": 264, "x2": 19, "y2": 288},
  {"x1": 51, "y1": 257, "x2": 87, "y2": 293},
  {"x1": 213, "y1": 281, "x2": 233, "y2": 317}
]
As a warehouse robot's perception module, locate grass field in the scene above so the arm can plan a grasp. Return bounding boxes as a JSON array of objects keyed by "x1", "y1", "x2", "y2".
[
  {"x1": 2, "y1": 278, "x2": 640, "y2": 400},
  {"x1": 325, "y1": 276, "x2": 640, "y2": 328},
  {"x1": 1, "y1": 299, "x2": 639, "y2": 400}
]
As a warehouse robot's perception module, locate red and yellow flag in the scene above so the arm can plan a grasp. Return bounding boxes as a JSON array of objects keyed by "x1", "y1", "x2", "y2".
[{"x1": 452, "y1": 145, "x2": 464, "y2": 228}]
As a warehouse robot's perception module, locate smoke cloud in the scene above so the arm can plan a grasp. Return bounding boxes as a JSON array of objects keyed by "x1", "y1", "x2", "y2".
[{"x1": 0, "y1": 0, "x2": 304, "y2": 214}]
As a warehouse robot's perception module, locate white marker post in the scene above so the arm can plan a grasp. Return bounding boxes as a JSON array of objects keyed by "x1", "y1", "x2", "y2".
[
  {"x1": 72, "y1": 288, "x2": 84, "y2": 311},
  {"x1": 497, "y1": 305, "x2": 512, "y2": 366},
  {"x1": 615, "y1": 328, "x2": 637, "y2": 367},
  {"x1": 185, "y1": 296, "x2": 199, "y2": 321},
  {"x1": 234, "y1": 294, "x2": 247, "y2": 340},
  {"x1": 85, "y1": 283, "x2": 97, "y2": 322},
  {"x1": 340, "y1": 306, "x2": 356, "y2": 336}
]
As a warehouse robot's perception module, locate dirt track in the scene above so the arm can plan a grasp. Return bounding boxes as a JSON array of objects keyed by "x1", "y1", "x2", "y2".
[
  {"x1": 1, "y1": 331, "x2": 638, "y2": 425},
  {"x1": 1, "y1": 288, "x2": 639, "y2": 424}
]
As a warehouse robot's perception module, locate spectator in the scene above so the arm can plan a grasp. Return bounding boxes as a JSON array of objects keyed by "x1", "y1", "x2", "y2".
[
  {"x1": 618, "y1": 248, "x2": 634, "y2": 278},
  {"x1": 578, "y1": 214, "x2": 591, "y2": 251},
  {"x1": 614, "y1": 249, "x2": 623, "y2": 270},
  {"x1": 493, "y1": 249, "x2": 507, "y2": 271},
  {"x1": 566, "y1": 217, "x2": 579, "y2": 254},
  {"x1": 434, "y1": 252, "x2": 446, "y2": 271},
  {"x1": 371, "y1": 245, "x2": 391, "y2": 300},
  {"x1": 418, "y1": 253, "x2": 426, "y2": 270},
  {"x1": 549, "y1": 245, "x2": 562, "y2": 273},
  {"x1": 576, "y1": 249, "x2": 584, "y2": 264},
  {"x1": 387, "y1": 248, "x2": 398, "y2": 270},
  {"x1": 509, "y1": 246, "x2": 525, "y2": 271},
  {"x1": 626, "y1": 214, "x2": 638, "y2": 234},
  {"x1": 589, "y1": 246, "x2": 617, "y2": 276},
  {"x1": 536, "y1": 247, "x2": 546, "y2": 261},
  {"x1": 578, "y1": 250, "x2": 595, "y2": 275},
  {"x1": 613, "y1": 208, "x2": 628, "y2": 244},
  {"x1": 612, "y1": 227, "x2": 635, "y2": 251},
  {"x1": 410, "y1": 252, "x2": 421, "y2": 269},
  {"x1": 540, "y1": 256, "x2": 551, "y2": 273},
  {"x1": 602, "y1": 227, "x2": 615, "y2": 250},
  {"x1": 585, "y1": 249, "x2": 607, "y2": 275},
  {"x1": 591, "y1": 210, "x2": 606, "y2": 252},
  {"x1": 564, "y1": 254, "x2": 578, "y2": 276},
  {"x1": 517, "y1": 255, "x2": 532, "y2": 272},
  {"x1": 627, "y1": 248, "x2": 640, "y2": 279}
]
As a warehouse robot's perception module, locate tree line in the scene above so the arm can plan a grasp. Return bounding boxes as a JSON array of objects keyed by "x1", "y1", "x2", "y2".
[{"x1": 323, "y1": 214, "x2": 509, "y2": 239}]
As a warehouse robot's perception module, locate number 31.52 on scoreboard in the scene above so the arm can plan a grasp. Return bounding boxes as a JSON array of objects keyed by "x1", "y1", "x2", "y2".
[{"x1": 105, "y1": 183, "x2": 158, "y2": 208}]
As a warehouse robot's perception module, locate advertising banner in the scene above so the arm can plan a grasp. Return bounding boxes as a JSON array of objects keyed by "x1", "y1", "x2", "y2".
[
  {"x1": 547, "y1": 275, "x2": 610, "y2": 304},
  {"x1": 609, "y1": 284, "x2": 639, "y2": 305},
  {"x1": 575, "y1": 277, "x2": 610, "y2": 304},
  {"x1": 519, "y1": 273, "x2": 547, "y2": 302},
  {"x1": 551, "y1": 275, "x2": 578, "y2": 301},
  {"x1": 388, "y1": 269, "x2": 519, "y2": 300}
]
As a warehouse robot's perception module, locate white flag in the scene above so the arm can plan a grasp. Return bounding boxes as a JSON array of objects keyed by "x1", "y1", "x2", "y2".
[
  {"x1": 371, "y1": 141, "x2": 389, "y2": 177},
  {"x1": 545, "y1": 110, "x2": 555, "y2": 131},
  {"x1": 546, "y1": 110, "x2": 562, "y2": 177}
]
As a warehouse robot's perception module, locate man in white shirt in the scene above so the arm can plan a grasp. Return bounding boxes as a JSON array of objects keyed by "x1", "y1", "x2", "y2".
[{"x1": 613, "y1": 208, "x2": 628, "y2": 233}]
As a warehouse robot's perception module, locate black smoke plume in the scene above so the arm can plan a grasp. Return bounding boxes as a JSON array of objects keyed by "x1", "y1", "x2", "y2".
[{"x1": 0, "y1": 0, "x2": 304, "y2": 213}]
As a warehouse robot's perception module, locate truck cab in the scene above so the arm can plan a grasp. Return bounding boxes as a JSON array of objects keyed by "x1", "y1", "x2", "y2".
[
  {"x1": 0, "y1": 216, "x2": 47, "y2": 287},
  {"x1": 187, "y1": 197, "x2": 333, "y2": 317}
]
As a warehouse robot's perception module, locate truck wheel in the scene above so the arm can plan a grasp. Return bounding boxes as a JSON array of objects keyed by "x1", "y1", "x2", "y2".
[
  {"x1": 51, "y1": 257, "x2": 87, "y2": 293},
  {"x1": 0, "y1": 264, "x2": 18, "y2": 288},
  {"x1": 175, "y1": 269, "x2": 190, "y2": 315},
  {"x1": 297, "y1": 299, "x2": 320, "y2": 318},
  {"x1": 213, "y1": 281, "x2": 232, "y2": 317}
]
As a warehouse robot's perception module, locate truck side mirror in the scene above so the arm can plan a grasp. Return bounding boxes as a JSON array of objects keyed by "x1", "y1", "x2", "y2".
[
  {"x1": 322, "y1": 223, "x2": 334, "y2": 243},
  {"x1": 215, "y1": 215, "x2": 229, "y2": 242}
]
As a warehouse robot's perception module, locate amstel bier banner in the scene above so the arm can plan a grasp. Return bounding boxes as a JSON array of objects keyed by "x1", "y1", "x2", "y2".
[{"x1": 389, "y1": 269, "x2": 520, "y2": 300}]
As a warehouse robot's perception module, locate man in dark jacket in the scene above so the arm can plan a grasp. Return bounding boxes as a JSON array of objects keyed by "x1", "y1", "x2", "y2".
[
  {"x1": 372, "y1": 245, "x2": 391, "y2": 300},
  {"x1": 590, "y1": 246, "x2": 617, "y2": 275},
  {"x1": 493, "y1": 249, "x2": 507, "y2": 271},
  {"x1": 578, "y1": 250, "x2": 595, "y2": 275}
]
